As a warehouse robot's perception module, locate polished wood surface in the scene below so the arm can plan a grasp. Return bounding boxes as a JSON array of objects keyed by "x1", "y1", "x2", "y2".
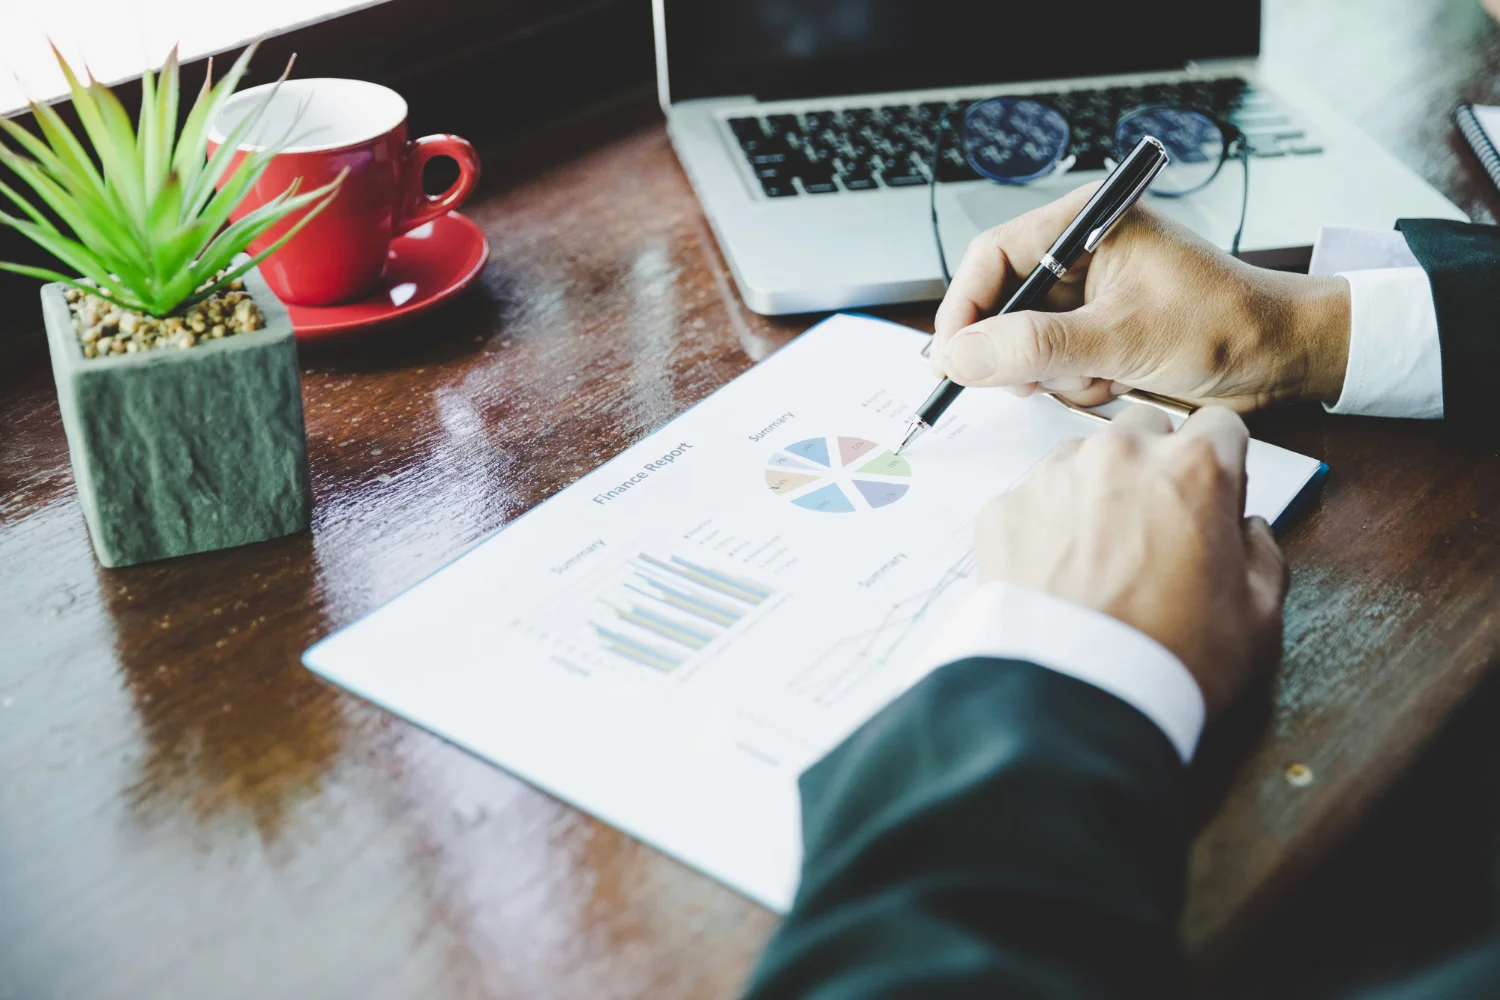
[{"x1": 3, "y1": 2, "x2": 1500, "y2": 996}]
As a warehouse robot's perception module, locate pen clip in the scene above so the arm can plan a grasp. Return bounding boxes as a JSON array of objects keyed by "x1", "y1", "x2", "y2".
[{"x1": 1082, "y1": 154, "x2": 1167, "y2": 252}]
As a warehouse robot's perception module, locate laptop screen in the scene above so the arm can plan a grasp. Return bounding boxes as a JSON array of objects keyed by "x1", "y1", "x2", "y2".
[{"x1": 660, "y1": 0, "x2": 1260, "y2": 103}]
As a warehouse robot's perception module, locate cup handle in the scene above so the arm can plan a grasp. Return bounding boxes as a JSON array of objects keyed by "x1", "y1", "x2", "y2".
[{"x1": 396, "y1": 134, "x2": 480, "y2": 235}]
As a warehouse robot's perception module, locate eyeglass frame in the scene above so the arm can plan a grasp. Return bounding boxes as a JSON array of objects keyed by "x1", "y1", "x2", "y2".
[{"x1": 928, "y1": 99, "x2": 1251, "y2": 288}]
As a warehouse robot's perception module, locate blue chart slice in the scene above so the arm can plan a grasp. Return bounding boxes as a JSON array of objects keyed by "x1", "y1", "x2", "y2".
[
  {"x1": 853, "y1": 480, "x2": 909, "y2": 509},
  {"x1": 784, "y1": 437, "x2": 831, "y2": 468},
  {"x1": 792, "y1": 483, "x2": 855, "y2": 513},
  {"x1": 768, "y1": 451, "x2": 819, "y2": 472}
]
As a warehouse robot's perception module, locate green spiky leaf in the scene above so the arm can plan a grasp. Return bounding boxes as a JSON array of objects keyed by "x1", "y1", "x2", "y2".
[{"x1": 0, "y1": 41, "x2": 343, "y2": 317}]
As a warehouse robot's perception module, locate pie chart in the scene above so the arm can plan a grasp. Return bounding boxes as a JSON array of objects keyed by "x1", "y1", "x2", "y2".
[{"x1": 766, "y1": 435, "x2": 912, "y2": 512}]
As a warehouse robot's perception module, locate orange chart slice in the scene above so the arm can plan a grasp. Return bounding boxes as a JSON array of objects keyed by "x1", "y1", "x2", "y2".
[{"x1": 766, "y1": 469, "x2": 825, "y2": 495}]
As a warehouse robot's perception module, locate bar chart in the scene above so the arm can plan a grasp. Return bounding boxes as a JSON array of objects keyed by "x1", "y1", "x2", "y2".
[{"x1": 590, "y1": 554, "x2": 776, "y2": 672}]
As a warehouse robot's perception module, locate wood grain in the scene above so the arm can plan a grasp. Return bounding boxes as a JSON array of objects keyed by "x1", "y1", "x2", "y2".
[{"x1": 3, "y1": 2, "x2": 1499, "y2": 997}]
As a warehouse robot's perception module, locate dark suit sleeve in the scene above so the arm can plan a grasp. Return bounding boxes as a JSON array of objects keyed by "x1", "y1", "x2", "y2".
[
  {"x1": 741, "y1": 657, "x2": 1193, "y2": 1000},
  {"x1": 1395, "y1": 219, "x2": 1500, "y2": 431}
]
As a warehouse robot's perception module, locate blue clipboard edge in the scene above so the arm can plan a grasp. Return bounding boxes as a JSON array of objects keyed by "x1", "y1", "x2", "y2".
[{"x1": 1272, "y1": 460, "x2": 1329, "y2": 533}]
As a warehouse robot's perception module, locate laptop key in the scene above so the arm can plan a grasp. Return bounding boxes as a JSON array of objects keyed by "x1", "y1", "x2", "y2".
[
  {"x1": 761, "y1": 178, "x2": 798, "y2": 197},
  {"x1": 739, "y1": 135, "x2": 785, "y2": 156},
  {"x1": 840, "y1": 171, "x2": 878, "y2": 190},
  {"x1": 765, "y1": 114, "x2": 801, "y2": 138},
  {"x1": 880, "y1": 167, "x2": 928, "y2": 186},
  {"x1": 728, "y1": 117, "x2": 764, "y2": 141}
]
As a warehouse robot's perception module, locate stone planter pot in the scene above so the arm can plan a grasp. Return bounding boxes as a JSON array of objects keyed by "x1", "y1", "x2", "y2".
[{"x1": 41, "y1": 264, "x2": 312, "y2": 568}]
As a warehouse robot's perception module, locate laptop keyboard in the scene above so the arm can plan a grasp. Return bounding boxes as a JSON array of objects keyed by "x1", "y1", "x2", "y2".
[{"x1": 726, "y1": 77, "x2": 1321, "y2": 198}]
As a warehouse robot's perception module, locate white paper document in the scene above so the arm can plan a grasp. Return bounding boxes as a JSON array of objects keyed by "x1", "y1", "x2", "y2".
[{"x1": 304, "y1": 313, "x2": 1326, "y2": 910}]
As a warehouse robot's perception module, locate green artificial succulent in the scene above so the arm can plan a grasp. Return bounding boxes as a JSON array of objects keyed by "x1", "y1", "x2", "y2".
[{"x1": 0, "y1": 42, "x2": 343, "y2": 317}]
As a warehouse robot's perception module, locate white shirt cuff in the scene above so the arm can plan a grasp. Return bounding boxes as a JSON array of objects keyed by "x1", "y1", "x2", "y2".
[
  {"x1": 1308, "y1": 225, "x2": 1444, "y2": 420},
  {"x1": 910, "y1": 581, "x2": 1205, "y2": 763}
]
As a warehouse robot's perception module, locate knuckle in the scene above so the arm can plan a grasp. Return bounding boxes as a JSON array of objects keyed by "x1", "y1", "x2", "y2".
[
  {"x1": 972, "y1": 225, "x2": 1010, "y2": 260},
  {"x1": 1081, "y1": 428, "x2": 1139, "y2": 463},
  {"x1": 1017, "y1": 312, "x2": 1065, "y2": 372},
  {"x1": 1169, "y1": 438, "x2": 1232, "y2": 494},
  {"x1": 984, "y1": 219, "x2": 1017, "y2": 251},
  {"x1": 1176, "y1": 435, "x2": 1219, "y2": 469}
]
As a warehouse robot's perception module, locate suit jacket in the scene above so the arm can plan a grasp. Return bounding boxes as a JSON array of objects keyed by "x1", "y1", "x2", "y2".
[{"x1": 742, "y1": 220, "x2": 1500, "y2": 999}]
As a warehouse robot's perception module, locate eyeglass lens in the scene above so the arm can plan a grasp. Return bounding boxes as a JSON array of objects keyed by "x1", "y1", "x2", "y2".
[
  {"x1": 1113, "y1": 106, "x2": 1225, "y2": 195},
  {"x1": 960, "y1": 98, "x2": 1072, "y2": 184},
  {"x1": 958, "y1": 97, "x2": 1227, "y2": 196}
]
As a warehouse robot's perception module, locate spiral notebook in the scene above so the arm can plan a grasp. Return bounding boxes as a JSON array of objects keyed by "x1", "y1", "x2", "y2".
[{"x1": 1456, "y1": 104, "x2": 1500, "y2": 197}]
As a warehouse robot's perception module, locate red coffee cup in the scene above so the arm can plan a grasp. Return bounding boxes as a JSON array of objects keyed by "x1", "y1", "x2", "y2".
[{"x1": 207, "y1": 78, "x2": 479, "y2": 306}]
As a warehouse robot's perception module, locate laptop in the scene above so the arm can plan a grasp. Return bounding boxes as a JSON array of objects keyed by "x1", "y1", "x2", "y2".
[{"x1": 654, "y1": 1, "x2": 1468, "y2": 315}]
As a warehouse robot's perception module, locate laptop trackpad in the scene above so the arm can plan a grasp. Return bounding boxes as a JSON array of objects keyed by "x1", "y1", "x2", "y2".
[
  {"x1": 958, "y1": 176, "x2": 1228, "y2": 247},
  {"x1": 956, "y1": 182, "x2": 1069, "y2": 233}
]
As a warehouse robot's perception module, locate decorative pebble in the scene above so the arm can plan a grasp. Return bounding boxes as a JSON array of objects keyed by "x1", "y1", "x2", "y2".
[{"x1": 69, "y1": 269, "x2": 265, "y2": 358}]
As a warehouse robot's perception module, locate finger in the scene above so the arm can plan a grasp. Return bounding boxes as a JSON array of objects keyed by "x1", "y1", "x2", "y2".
[
  {"x1": 1173, "y1": 405, "x2": 1250, "y2": 482},
  {"x1": 933, "y1": 182, "x2": 1102, "y2": 344},
  {"x1": 1243, "y1": 515, "x2": 1289, "y2": 647},
  {"x1": 1049, "y1": 380, "x2": 1118, "y2": 409},
  {"x1": 936, "y1": 300, "x2": 1116, "y2": 387},
  {"x1": 1107, "y1": 400, "x2": 1174, "y2": 436}
]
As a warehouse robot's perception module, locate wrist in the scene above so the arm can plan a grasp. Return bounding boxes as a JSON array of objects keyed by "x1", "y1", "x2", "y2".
[{"x1": 1277, "y1": 273, "x2": 1351, "y2": 405}]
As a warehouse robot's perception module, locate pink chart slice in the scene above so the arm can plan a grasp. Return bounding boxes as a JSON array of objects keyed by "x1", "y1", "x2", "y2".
[{"x1": 838, "y1": 436, "x2": 880, "y2": 467}]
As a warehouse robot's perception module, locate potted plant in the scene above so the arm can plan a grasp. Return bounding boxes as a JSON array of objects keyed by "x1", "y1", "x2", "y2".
[{"x1": 0, "y1": 43, "x2": 343, "y2": 567}]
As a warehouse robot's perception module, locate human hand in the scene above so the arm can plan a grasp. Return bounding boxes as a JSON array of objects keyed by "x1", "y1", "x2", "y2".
[
  {"x1": 974, "y1": 405, "x2": 1287, "y2": 718},
  {"x1": 931, "y1": 183, "x2": 1352, "y2": 411}
]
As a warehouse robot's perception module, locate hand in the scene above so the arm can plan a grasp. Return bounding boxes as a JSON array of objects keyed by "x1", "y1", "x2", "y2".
[
  {"x1": 931, "y1": 183, "x2": 1352, "y2": 411},
  {"x1": 974, "y1": 405, "x2": 1288, "y2": 718}
]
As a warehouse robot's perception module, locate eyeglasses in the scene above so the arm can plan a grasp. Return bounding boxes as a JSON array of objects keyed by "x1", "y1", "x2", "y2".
[{"x1": 928, "y1": 98, "x2": 1249, "y2": 286}]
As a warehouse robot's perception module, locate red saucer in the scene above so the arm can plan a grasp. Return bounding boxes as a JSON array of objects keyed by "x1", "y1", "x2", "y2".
[{"x1": 286, "y1": 212, "x2": 490, "y2": 340}]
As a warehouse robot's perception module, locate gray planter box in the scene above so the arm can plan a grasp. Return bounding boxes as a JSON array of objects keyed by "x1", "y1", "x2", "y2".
[{"x1": 42, "y1": 264, "x2": 312, "y2": 568}]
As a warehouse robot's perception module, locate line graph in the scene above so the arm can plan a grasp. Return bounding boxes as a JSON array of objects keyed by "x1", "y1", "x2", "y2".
[{"x1": 789, "y1": 544, "x2": 977, "y2": 706}]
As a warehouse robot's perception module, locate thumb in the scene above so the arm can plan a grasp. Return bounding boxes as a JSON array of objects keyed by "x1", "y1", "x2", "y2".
[{"x1": 936, "y1": 301, "x2": 1117, "y2": 388}]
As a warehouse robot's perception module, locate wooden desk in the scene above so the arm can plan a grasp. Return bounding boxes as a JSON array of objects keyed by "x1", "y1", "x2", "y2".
[{"x1": 4, "y1": 2, "x2": 1500, "y2": 996}]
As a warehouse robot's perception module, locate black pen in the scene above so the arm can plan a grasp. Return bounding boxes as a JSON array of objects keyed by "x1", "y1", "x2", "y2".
[{"x1": 896, "y1": 135, "x2": 1170, "y2": 454}]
